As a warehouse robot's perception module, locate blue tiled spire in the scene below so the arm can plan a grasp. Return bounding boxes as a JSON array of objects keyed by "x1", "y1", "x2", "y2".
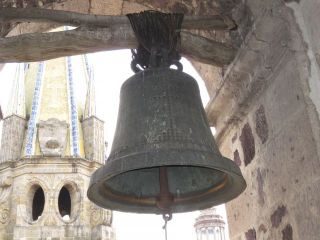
[
  {"x1": 25, "y1": 62, "x2": 45, "y2": 156},
  {"x1": 66, "y1": 56, "x2": 80, "y2": 156},
  {"x1": 83, "y1": 54, "x2": 96, "y2": 119}
]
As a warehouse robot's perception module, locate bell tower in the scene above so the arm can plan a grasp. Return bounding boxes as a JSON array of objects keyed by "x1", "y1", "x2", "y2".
[
  {"x1": 0, "y1": 56, "x2": 115, "y2": 239},
  {"x1": 0, "y1": 63, "x2": 27, "y2": 162}
]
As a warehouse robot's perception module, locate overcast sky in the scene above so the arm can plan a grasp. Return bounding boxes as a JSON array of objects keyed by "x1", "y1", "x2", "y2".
[{"x1": 0, "y1": 50, "x2": 229, "y2": 240}]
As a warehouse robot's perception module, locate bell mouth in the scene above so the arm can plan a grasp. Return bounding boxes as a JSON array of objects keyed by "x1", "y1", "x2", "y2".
[
  {"x1": 101, "y1": 166, "x2": 229, "y2": 208},
  {"x1": 88, "y1": 150, "x2": 246, "y2": 214}
]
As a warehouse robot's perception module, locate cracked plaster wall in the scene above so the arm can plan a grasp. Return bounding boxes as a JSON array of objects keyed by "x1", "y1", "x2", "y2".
[{"x1": 207, "y1": 0, "x2": 320, "y2": 239}]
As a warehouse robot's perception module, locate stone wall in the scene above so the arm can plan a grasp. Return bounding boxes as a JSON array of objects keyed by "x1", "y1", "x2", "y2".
[
  {"x1": 0, "y1": 157, "x2": 114, "y2": 240},
  {"x1": 205, "y1": 1, "x2": 320, "y2": 239}
]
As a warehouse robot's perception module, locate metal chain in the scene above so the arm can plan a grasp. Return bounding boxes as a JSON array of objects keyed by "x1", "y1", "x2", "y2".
[{"x1": 162, "y1": 213, "x2": 172, "y2": 240}]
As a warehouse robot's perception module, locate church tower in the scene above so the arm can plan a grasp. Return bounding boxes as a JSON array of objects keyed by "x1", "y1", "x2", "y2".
[
  {"x1": 194, "y1": 208, "x2": 227, "y2": 240},
  {"x1": 0, "y1": 56, "x2": 115, "y2": 239}
]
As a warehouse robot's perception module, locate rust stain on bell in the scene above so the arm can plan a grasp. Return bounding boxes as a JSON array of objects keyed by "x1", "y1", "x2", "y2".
[{"x1": 88, "y1": 68, "x2": 246, "y2": 214}]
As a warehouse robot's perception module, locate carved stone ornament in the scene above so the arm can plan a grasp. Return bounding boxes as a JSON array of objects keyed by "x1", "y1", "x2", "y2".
[
  {"x1": 0, "y1": 176, "x2": 12, "y2": 225},
  {"x1": 0, "y1": 176, "x2": 12, "y2": 205},
  {"x1": 90, "y1": 204, "x2": 112, "y2": 226},
  {"x1": 0, "y1": 207, "x2": 9, "y2": 224},
  {"x1": 37, "y1": 118, "x2": 69, "y2": 156},
  {"x1": 44, "y1": 214, "x2": 57, "y2": 226}
]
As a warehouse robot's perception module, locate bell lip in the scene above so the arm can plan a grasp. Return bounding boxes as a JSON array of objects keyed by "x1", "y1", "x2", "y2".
[{"x1": 87, "y1": 150, "x2": 246, "y2": 214}]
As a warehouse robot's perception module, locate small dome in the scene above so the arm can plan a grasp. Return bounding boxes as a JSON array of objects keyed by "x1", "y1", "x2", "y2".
[{"x1": 194, "y1": 207, "x2": 225, "y2": 230}]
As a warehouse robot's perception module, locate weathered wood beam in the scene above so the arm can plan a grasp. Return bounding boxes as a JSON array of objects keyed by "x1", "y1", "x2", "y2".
[
  {"x1": 180, "y1": 31, "x2": 235, "y2": 65},
  {"x1": 0, "y1": 7, "x2": 236, "y2": 30},
  {"x1": 0, "y1": 26, "x2": 236, "y2": 66}
]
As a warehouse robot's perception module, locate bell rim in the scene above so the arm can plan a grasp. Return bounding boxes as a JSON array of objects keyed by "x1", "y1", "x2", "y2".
[{"x1": 87, "y1": 150, "x2": 246, "y2": 214}]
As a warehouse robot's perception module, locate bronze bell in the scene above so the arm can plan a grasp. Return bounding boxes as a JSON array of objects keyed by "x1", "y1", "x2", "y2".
[{"x1": 88, "y1": 67, "x2": 246, "y2": 214}]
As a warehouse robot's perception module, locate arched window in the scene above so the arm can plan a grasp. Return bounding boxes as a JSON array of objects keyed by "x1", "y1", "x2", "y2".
[
  {"x1": 201, "y1": 229, "x2": 206, "y2": 240},
  {"x1": 32, "y1": 186, "x2": 45, "y2": 221},
  {"x1": 56, "y1": 182, "x2": 80, "y2": 222},
  {"x1": 208, "y1": 228, "x2": 214, "y2": 240},
  {"x1": 58, "y1": 186, "x2": 71, "y2": 220}
]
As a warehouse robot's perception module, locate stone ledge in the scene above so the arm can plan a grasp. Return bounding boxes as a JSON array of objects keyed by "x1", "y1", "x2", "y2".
[
  {"x1": 0, "y1": 156, "x2": 103, "y2": 173},
  {"x1": 205, "y1": 6, "x2": 291, "y2": 146},
  {"x1": 82, "y1": 115, "x2": 104, "y2": 124}
]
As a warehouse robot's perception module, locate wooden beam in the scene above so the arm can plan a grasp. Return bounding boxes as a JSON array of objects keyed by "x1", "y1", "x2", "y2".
[
  {"x1": 0, "y1": 26, "x2": 236, "y2": 66},
  {"x1": 0, "y1": 7, "x2": 236, "y2": 30}
]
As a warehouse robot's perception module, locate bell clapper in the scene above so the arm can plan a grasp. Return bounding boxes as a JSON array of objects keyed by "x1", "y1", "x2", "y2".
[
  {"x1": 157, "y1": 166, "x2": 174, "y2": 210},
  {"x1": 157, "y1": 166, "x2": 173, "y2": 240}
]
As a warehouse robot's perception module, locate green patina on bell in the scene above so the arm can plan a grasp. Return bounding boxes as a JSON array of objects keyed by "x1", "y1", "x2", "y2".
[
  {"x1": 87, "y1": 67, "x2": 246, "y2": 214},
  {"x1": 88, "y1": 11, "x2": 246, "y2": 214}
]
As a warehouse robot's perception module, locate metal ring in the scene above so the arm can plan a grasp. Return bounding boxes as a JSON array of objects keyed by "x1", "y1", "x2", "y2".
[
  {"x1": 131, "y1": 60, "x2": 142, "y2": 73},
  {"x1": 162, "y1": 212, "x2": 172, "y2": 222},
  {"x1": 170, "y1": 61, "x2": 183, "y2": 72}
]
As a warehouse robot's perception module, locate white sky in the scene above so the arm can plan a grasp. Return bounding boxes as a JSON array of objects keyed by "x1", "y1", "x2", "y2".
[
  {"x1": 0, "y1": 50, "x2": 229, "y2": 240},
  {"x1": 0, "y1": 63, "x2": 16, "y2": 115}
]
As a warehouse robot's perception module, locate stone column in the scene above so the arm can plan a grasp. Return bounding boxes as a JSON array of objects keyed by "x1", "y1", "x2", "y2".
[
  {"x1": 196, "y1": 230, "x2": 200, "y2": 240},
  {"x1": 91, "y1": 225, "x2": 115, "y2": 240},
  {"x1": 209, "y1": 228, "x2": 214, "y2": 240},
  {"x1": 216, "y1": 228, "x2": 219, "y2": 240},
  {"x1": 201, "y1": 228, "x2": 205, "y2": 240},
  {"x1": 82, "y1": 116, "x2": 105, "y2": 164},
  {"x1": 221, "y1": 227, "x2": 225, "y2": 240},
  {"x1": 0, "y1": 115, "x2": 26, "y2": 162}
]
